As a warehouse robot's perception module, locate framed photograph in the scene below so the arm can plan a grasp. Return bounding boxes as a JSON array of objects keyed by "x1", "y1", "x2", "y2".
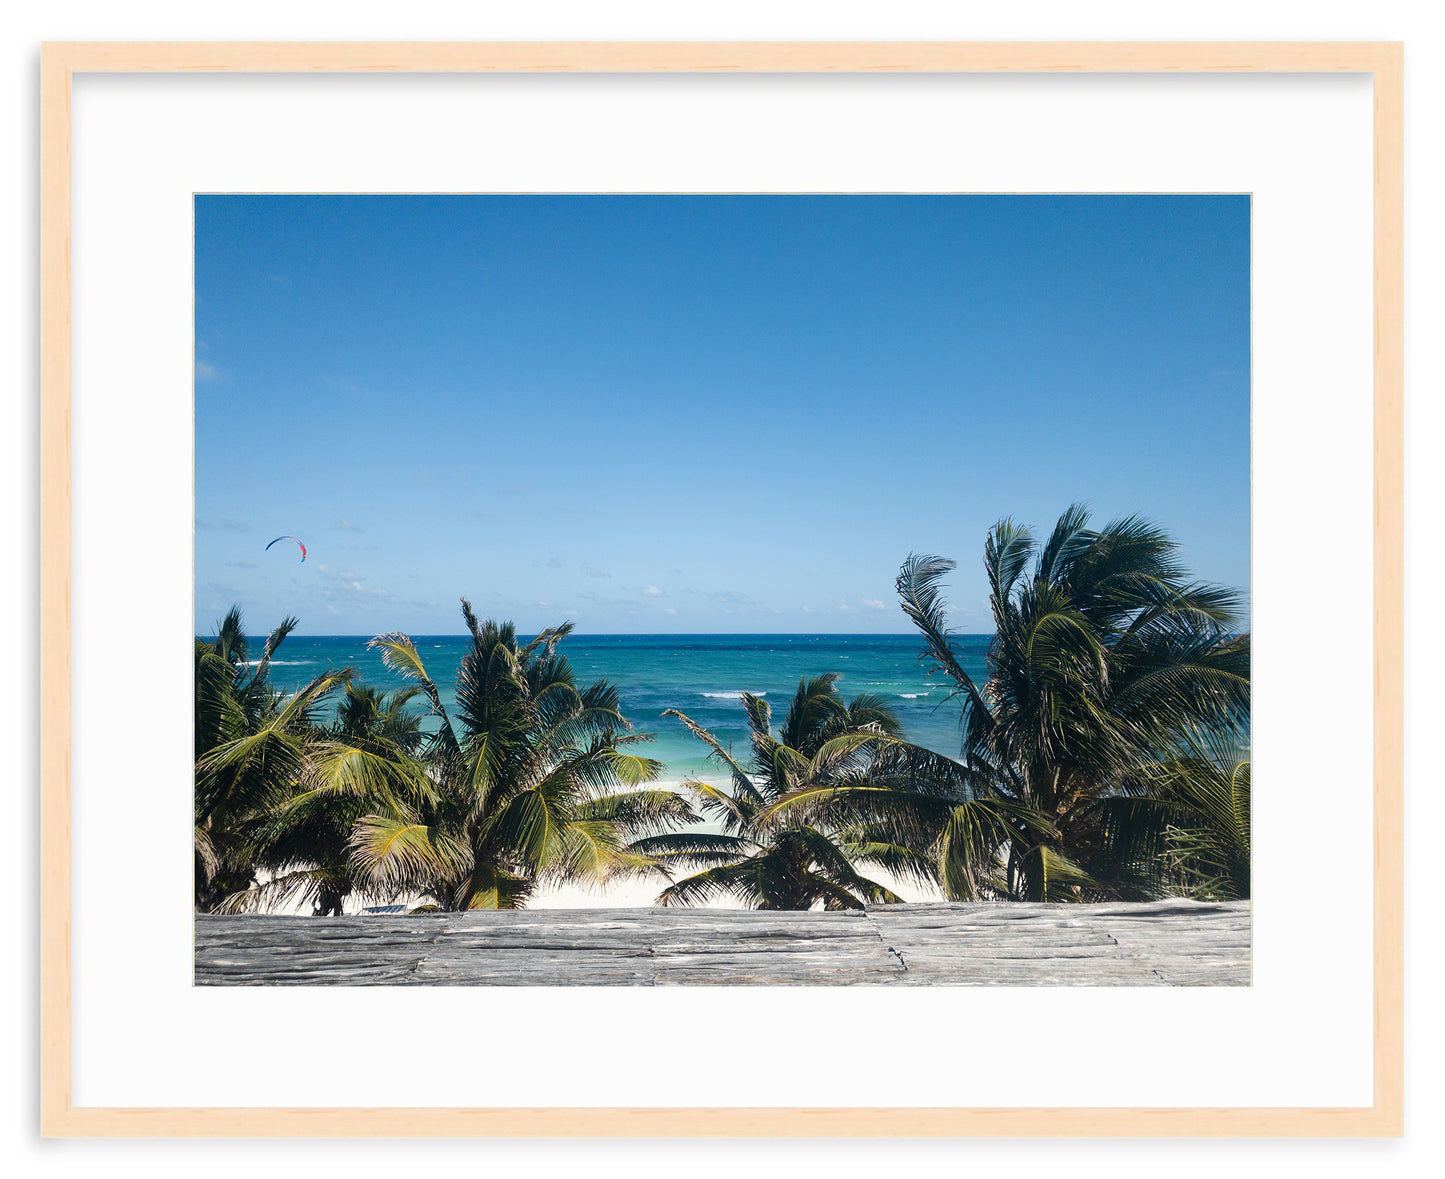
[{"x1": 39, "y1": 41, "x2": 1403, "y2": 1137}]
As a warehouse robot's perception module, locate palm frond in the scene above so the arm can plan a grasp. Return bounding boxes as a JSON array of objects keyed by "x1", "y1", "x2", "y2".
[
  {"x1": 369, "y1": 632, "x2": 461, "y2": 757},
  {"x1": 895, "y1": 553, "x2": 997, "y2": 743},
  {"x1": 576, "y1": 789, "x2": 699, "y2": 836},
  {"x1": 661, "y1": 708, "x2": 758, "y2": 793},
  {"x1": 213, "y1": 867, "x2": 357, "y2": 915},
  {"x1": 348, "y1": 816, "x2": 472, "y2": 896},
  {"x1": 656, "y1": 861, "x2": 764, "y2": 908}
]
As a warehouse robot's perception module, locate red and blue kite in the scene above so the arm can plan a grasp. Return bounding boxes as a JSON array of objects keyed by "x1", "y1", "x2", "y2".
[{"x1": 265, "y1": 535, "x2": 307, "y2": 562}]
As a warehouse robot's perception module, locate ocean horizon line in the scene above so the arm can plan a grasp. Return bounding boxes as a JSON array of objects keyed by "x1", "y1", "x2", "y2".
[{"x1": 197, "y1": 630, "x2": 997, "y2": 641}]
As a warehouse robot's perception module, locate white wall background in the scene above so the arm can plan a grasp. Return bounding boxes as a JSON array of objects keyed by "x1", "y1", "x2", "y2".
[{"x1": 4, "y1": 0, "x2": 1440, "y2": 1174}]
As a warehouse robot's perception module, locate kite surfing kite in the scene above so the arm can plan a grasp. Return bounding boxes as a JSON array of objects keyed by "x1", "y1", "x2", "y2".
[{"x1": 265, "y1": 535, "x2": 307, "y2": 562}]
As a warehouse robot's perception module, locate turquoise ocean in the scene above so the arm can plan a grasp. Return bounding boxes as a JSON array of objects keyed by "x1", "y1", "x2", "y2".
[{"x1": 252, "y1": 633, "x2": 989, "y2": 784}]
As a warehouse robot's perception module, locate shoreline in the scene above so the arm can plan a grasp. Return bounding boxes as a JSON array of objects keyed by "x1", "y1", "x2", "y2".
[{"x1": 244, "y1": 861, "x2": 945, "y2": 916}]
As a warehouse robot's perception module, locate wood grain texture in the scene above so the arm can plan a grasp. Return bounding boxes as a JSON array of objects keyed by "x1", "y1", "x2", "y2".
[
  {"x1": 1371, "y1": 42, "x2": 1406, "y2": 1136},
  {"x1": 45, "y1": 41, "x2": 1402, "y2": 74},
  {"x1": 194, "y1": 900, "x2": 1251, "y2": 987},
  {"x1": 38, "y1": 43, "x2": 72, "y2": 1138}
]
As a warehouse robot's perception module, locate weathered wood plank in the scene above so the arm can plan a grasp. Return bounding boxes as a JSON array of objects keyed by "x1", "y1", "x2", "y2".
[
  {"x1": 194, "y1": 900, "x2": 1251, "y2": 987},
  {"x1": 414, "y1": 948, "x2": 656, "y2": 986}
]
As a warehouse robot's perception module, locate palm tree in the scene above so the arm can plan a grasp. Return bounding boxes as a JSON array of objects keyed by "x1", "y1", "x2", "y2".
[
  {"x1": 218, "y1": 682, "x2": 438, "y2": 915},
  {"x1": 353, "y1": 600, "x2": 697, "y2": 909},
  {"x1": 645, "y1": 674, "x2": 947, "y2": 909},
  {"x1": 1094, "y1": 729, "x2": 1251, "y2": 900},
  {"x1": 194, "y1": 607, "x2": 351, "y2": 912},
  {"x1": 895, "y1": 505, "x2": 1250, "y2": 901}
]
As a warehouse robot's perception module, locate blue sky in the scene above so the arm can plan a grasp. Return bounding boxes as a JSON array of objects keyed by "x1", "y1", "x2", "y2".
[{"x1": 195, "y1": 195, "x2": 1249, "y2": 636}]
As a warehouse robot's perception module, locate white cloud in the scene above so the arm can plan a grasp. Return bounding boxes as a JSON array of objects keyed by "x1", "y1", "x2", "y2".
[
  {"x1": 314, "y1": 563, "x2": 394, "y2": 607},
  {"x1": 862, "y1": 599, "x2": 885, "y2": 610},
  {"x1": 194, "y1": 360, "x2": 218, "y2": 381},
  {"x1": 836, "y1": 601, "x2": 852, "y2": 613},
  {"x1": 642, "y1": 585, "x2": 663, "y2": 597},
  {"x1": 196, "y1": 517, "x2": 251, "y2": 533},
  {"x1": 664, "y1": 608, "x2": 676, "y2": 616},
  {"x1": 335, "y1": 517, "x2": 363, "y2": 532}
]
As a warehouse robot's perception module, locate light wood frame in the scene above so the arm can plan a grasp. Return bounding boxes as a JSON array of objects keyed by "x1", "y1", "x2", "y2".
[{"x1": 38, "y1": 40, "x2": 1404, "y2": 1138}]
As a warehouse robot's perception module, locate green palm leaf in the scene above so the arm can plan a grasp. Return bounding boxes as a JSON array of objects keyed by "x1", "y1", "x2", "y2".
[
  {"x1": 348, "y1": 816, "x2": 472, "y2": 896},
  {"x1": 894, "y1": 507, "x2": 1250, "y2": 903}
]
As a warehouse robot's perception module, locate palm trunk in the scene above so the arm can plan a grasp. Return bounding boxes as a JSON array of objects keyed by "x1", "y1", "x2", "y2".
[{"x1": 314, "y1": 881, "x2": 346, "y2": 916}]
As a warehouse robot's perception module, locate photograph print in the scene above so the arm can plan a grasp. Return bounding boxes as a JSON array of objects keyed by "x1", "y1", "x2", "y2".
[{"x1": 193, "y1": 194, "x2": 1251, "y2": 986}]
